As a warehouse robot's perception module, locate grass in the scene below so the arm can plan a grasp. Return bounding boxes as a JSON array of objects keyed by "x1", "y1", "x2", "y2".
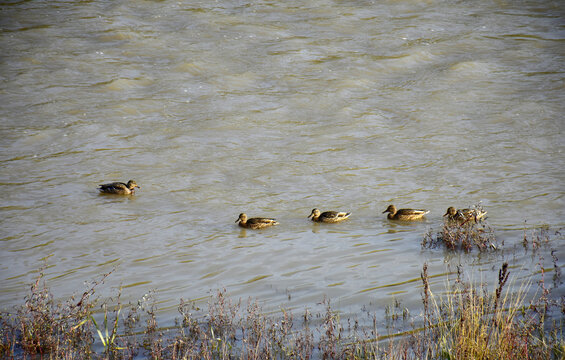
[
  {"x1": 421, "y1": 263, "x2": 553, "y2": 359},
  {"x1": 0, "y1": 269, "x2": 109, "y2": 358},
  {"x1": 1, "y1": 229, "x2": 563, "y2": 359}
]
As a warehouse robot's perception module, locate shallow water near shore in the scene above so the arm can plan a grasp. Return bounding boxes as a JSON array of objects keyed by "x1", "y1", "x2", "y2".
[{"x1": 1, "y1": 0, "x2": 564, "y2": 324}]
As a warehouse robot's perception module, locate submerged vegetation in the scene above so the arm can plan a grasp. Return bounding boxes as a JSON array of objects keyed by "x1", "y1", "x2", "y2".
[{"x1": 1, "y1": 252, "x2": 563, "y2": 359}]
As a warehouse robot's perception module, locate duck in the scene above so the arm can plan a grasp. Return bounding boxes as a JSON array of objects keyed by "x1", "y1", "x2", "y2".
[
  {"x1": 443, "y1": 206, "x2": 487, "y2": 224},
  {"x1": 98, "y1": 180, "x2": 140, "y2": 195},
  {"x1": 308, "y1": 208, "x2": 351, "y2": 223},
  {"x1": 235, "y1": 213, "x2": 279, "y2": 229},
  {"x1": 382, "y1": 204, "x2": 429, "y2": 221}
]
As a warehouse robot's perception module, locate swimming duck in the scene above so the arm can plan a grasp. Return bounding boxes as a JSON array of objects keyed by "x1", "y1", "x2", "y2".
[
  {"x1": 443, "y1": 206, "x2": 487, "y2": 224},
  {"x1": 308, "y1": 208, "x2": 351, "y2": 223},
  {"x1": 98, "y1": 180, "x2": 139, "y2": 195},
  {"x1": 383, "y1": 204, "x2": 429, "y2": 221},
  {"x1": 235, "y1": 213, "x2": 279, "y2": 229},
  {"x1": 308, "y1": 209, "x2": 351, "y2": 223}
]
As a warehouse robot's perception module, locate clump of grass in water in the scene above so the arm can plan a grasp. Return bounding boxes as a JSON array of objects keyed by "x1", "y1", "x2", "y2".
[
  {"x1": 143, "y1": 288, "x2": 316, "y2": 359},
  {"x1": 422, "y1": 204, "x2": 498, "y2": 252},
  {"x1": 418, "y1": 261, "x2": 564, "y2": 359},
  {"x1": 0, "y1": 268, "x2": 112, "y2": 358},
  {"x1": 522, "y1": 222, "x2": 556, "y2": 251}
]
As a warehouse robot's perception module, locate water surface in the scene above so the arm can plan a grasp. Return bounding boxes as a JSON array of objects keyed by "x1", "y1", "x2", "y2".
[{"x1": 1, "y1": 0, "x2": 563, "y2": 323}]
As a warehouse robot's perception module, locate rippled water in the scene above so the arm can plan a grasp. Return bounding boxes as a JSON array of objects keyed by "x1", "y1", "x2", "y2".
[{"x1": 1, "y1": 0, "x2": 564, "y2": 323}]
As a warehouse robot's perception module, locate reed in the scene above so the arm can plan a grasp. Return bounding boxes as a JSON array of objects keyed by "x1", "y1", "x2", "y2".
[{"x1": 418, "y1": 262, "x2": 548, "y2": 359}]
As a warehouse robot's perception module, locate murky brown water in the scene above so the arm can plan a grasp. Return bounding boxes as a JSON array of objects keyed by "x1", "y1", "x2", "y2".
[{"x1": 1, "y1": 0, "x2": 564, "y2": 323}]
